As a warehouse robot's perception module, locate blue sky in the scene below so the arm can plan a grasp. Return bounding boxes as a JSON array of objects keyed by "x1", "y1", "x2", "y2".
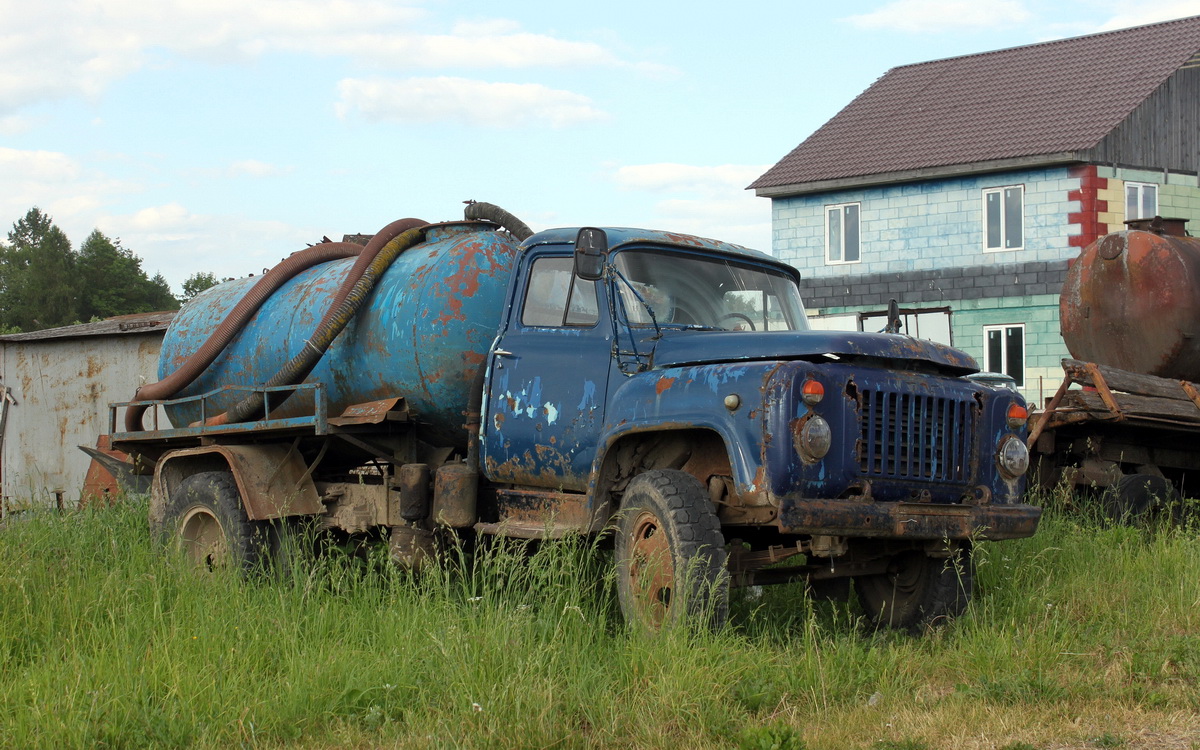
[{"x1": 2, "y1": 0, "x2": 1197, "y2": 292}]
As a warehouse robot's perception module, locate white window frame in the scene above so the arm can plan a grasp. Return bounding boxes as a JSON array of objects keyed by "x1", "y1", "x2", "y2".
[
  {"x1": 983, "y1": 323, "x2": 1025, "y2": 388},
  {"x1": 982, "y1": 185, "x2": 1024, "y2": 252},
  {"x1": 1125, "y1": 182, "x2": 1158, "y2": 221},
  {"x1": 824, "y1": 202, "x2": 861, "y2": 265}
]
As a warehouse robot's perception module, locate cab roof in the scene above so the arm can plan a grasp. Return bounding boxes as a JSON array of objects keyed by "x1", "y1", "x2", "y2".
[{"x1": 523, "y1": 226, "x2": 778, "y2": 266}]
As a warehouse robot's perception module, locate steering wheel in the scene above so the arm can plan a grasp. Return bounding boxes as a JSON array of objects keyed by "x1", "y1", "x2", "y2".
[{"x1": 718, "y1": 312, "x2": 756, "y2": 331}]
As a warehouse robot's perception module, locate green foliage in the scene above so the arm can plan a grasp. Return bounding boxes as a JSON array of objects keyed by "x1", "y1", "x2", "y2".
[
  {"x1": 77, "y1": 230, "x2": 178, "y2": 319},
  {"x1": 0, "y1": 207, "x2": 80, "y2": 330},
  {"x1": 738, "y1": 723, "x2": 807, "y2": 750},
  {"x1": 0, "y1": 208, "x2": 183, "y2": 332},
  {"x1": 180, "y1": 271, "x2": 219, "y2": 301}
]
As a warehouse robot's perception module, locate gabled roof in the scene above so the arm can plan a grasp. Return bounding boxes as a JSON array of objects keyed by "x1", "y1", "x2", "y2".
[
  {"x1": 0, "y1": 311, "x2": 176, "y2": 343},
  {"x1": 750, "y1": 15, "x2": 1200, "y2": 194}
]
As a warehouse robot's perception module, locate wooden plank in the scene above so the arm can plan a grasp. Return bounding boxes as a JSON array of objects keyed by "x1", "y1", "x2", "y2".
[
  {"x1": 1062, "y1": 390, "x2": 1200, "y2": 423},
  {"x1": 1062, "y1": 359, "x2": 1200, "y2": 403}
]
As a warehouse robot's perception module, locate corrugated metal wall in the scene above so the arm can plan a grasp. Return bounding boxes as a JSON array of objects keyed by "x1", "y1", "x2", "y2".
[{"x1": 0, "y1": 333, "x2": 165, "y2": 509}]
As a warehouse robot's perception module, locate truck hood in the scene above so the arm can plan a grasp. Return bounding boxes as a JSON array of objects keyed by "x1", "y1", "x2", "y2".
[{"x1": 650, "y1": 330, "x2": 979, "y2": 375}]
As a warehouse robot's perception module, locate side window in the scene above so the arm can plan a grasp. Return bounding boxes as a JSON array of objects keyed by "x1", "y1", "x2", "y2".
[
  {"x1": 521, "y1": 257, "x2": 599, "y2": 327},
  {"x1": 984, "y1": 324, "x2": 1025, "y2": 387},
  {"x1": 983, "y1": 186, "x2": 1023, "y2": 251},
  {"x1": 825, "y1": 203, "x2": 860, "y2": 264},
  {"x1": 1125, "y1": 182, "x2": 1158, "y2": 221}
]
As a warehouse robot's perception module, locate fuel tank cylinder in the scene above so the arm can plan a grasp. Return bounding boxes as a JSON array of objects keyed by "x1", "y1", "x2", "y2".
[
  {"x1": 1061, "y1": 226, "x2": 1200, "y2": 379},
  {"x1": 159, "y1": 222, "x2": 520, "y2": 447}
]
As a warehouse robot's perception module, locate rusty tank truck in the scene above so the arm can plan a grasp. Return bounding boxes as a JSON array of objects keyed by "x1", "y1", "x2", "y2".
[
  {"x1": 1029, "y1": 216, "x2": 1200, "y2": 519},
  {"x1": 107, "y1": 201, "x2": 1040, "y2": 631}
]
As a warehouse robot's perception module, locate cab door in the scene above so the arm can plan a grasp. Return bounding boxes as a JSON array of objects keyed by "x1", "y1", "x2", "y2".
[{"x1": 482, "y1": 254, "x2": 612, "y2": 491}]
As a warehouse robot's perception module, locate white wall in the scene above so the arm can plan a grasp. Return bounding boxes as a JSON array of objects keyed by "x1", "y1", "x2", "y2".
[{"x1": 0, "y1": 334, "x2": 164, "y2": 509}]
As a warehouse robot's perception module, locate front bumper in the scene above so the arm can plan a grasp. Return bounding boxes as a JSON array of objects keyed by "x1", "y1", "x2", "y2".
[{"x1": 778, "y1": 498, "x2": 1042, "y2": 541}]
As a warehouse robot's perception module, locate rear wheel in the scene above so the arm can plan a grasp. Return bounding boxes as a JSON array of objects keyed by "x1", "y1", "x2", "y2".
[
  {"x1": 855, "y1": 547, "x2": 973, "y2": 632},
  {"x1": 1103, "y1": 474, "x2": 1183, "y2": 524},
  {"x1": 160, "y1": 471, "x2": 281, "y2": 573},
  {"x1": 614, "y1": 470, "x2": 728, "y2": 631}
]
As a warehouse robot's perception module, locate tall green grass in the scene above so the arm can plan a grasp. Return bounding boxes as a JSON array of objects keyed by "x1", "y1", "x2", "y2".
[{"x1": 0, "y1": 497, "x2": 1197, "y2": 749}]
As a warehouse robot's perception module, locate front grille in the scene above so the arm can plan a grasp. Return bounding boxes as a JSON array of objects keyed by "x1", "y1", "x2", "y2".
[{"x1": 859, "y1": 389, "x2": 974, "y2": 482}]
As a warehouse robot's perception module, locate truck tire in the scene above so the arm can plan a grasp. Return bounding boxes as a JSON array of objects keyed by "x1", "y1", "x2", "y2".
[
  {"x1": 159, "y1": 471, "x2": 280, "y2": 573},
  {"x1": 614, "y1": 469, "x2": 728, "y2": 631},
  {"x1": 1103, "y1": 474, "x2": 1182, "y2": 524},
  {"x1": 855, "y1": 547, "x2": 973, "y2": 632}
]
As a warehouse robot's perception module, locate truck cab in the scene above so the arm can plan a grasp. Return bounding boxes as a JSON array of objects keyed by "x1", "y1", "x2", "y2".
[{"x1": 475, "y1": 226, "x2": 1039, "y2": 629}]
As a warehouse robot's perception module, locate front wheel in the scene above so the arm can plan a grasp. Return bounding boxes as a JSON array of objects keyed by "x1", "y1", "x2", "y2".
[
  {"x1": 614, "y1": 470, "x2": 728, "y2": 631},
  {"x1": 855, "y1": 547, "x2": 973, "y2": 632},
  {"x1": 158, "y1": 470, "x2": 282, "y2": 573}
]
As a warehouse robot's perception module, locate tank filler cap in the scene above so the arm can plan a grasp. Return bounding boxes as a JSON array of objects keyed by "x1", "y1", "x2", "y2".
[{"x1": 1097, "y1": 233, "x2": 1125, "y2": 261}]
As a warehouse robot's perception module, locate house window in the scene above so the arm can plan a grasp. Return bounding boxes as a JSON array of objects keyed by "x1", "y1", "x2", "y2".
[
  {"x1": 1125, "y1": 182, "x2": 1158, "y2": 221},
  {"x1": 984, "y1": 324, "x2": 1025, "y2": 387},
  {"x1": 983, "y1": 186, "x2": 1023, "y2": 251},
  {"x1": 825, "y1": 203, "x2": 860, "y2": 264}
]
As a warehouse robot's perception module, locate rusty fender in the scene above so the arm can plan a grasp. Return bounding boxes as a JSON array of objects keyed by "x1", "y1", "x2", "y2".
[{"x1": 152, "y1": 444, "x2": 323, "y2": 523}]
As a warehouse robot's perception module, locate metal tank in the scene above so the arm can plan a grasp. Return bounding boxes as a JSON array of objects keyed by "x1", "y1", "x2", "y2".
[
  {"x1": 1060, "y1": 218, "x2": 1200, "y2": 379},
  {"x1": 159, "y1": 222, "x2": 520, "y2": 447}
]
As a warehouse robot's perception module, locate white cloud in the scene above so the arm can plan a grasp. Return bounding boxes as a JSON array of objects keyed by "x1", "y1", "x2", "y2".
[
  {"x1": 0, "y1": 147, "x2": 81, "y2": 182},
  {"x1": 0, "y1": 115, "x2": 33, "y2": 136},
  {"x1": 0, "y1": 1, "x2": 640, "y2": 113},
  {"x1": 613, "y1": 163, "x2": 768, "y2": 194},
  {"x1": 1094, "y1": 2, "x2": 1200, "y2": 31},
  {"x1": 0, "y1": 146, "x2": 310, "y2": 290},
  {"x1": 608, "y1": 162, "x2": 773, "y2": 253},
  {"x1": 843, "y1": 0, "x2": 1033, "y2": 32},
  {"x1": 336, "y1": 77, "x2": 608, "y2": 128},
  {"x1": 98, "y1": 205, "x2": 312, "y2": 290}
]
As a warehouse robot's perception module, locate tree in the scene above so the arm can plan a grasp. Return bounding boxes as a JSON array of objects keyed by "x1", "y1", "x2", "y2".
[
  {"x1": 77, "y1": 230, "x2": 178, "y2": 319},
  {"x1": 180, "y1": 271, "x2": 219, "y2": 301},
  {"x1": 0, "y1": 209, "x2": 181, "y2": 332},
  {"x1": 0, "y1": 208, "x2": 80, "y2": 330}
]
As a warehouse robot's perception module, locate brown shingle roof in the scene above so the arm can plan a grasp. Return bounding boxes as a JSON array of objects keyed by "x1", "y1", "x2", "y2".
[{"x1": 750, "y1": 15, "x2": 1200, "y2": 192}]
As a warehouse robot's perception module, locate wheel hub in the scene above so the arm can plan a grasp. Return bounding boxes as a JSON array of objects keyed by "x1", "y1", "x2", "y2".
[
  {"x1": 627, "y1": 510, "x2": 675, "y2": 626},
  {"x1": 178, "y1": 506, "x2": 229, "y2": 569}
]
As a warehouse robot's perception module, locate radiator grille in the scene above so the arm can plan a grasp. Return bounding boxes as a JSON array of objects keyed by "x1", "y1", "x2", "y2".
[{"x1": 859, "y1": 389, "x2": 974, "y2": 482}]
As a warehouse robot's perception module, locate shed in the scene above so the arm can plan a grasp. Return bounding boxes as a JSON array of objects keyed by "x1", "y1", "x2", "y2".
[{"x1": 0, "y1": 311, "x2": 174, "y2": 512}]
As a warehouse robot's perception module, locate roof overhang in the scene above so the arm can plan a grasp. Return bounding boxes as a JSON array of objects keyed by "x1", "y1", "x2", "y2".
[{"x1": 752, "y1": 152, "x2": 1086, "y2": 198}]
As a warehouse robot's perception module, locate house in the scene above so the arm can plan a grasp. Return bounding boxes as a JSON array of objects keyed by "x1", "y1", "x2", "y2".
[
  {"x1": 0, "y1": 312, "x2": 173, "y2": 512},
  {"x1": 750, "y1": 15, "x2": 1200, "y2": 405}
]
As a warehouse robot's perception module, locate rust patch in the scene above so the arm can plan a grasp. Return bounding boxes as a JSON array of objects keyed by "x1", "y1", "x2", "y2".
[{"x1": 655, "y1": 376, "x2": 677, "y2": 395}]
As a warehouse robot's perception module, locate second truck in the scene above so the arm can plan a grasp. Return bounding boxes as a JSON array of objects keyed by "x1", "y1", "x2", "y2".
[{"x1": 106, "y1": 202, "x2": 1041, "y2": 631}]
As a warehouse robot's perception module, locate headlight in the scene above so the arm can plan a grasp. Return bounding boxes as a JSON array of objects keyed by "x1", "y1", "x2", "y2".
[
  {"x1": 795, "y1": 415, "x2": 832, "y2": 462},
  {"x1": 997, "y1": 435, "x2": 1029, "y2": 478}
]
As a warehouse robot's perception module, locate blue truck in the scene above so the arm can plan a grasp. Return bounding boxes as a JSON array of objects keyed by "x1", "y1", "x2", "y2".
[{"x1": 108, "y1": 202, "x2": 1040, "y2": 631}]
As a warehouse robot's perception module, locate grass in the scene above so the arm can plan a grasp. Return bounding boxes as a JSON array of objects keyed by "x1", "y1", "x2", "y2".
[{"x1": 0, "y1": 495, "x2": 1197, "y2": 749}]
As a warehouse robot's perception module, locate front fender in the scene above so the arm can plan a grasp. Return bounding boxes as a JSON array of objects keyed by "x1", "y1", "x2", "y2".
[{"x1": 594, "y1": 362, "x2": 783, "y2": 497}]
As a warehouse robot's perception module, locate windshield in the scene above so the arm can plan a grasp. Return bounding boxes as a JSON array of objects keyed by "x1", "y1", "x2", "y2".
[{"x1": 613, "y1": 249, "x2": 809, "y2": 332}]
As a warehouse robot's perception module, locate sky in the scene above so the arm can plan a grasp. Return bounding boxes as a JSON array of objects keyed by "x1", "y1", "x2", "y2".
[{"x1": 2, "y1": 0, "x2": 1198, "y2": 293}]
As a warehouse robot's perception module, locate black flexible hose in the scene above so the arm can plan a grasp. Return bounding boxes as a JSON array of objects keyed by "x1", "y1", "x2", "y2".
[{"x1": 464, "y1": 201, "x2": 534, "y2": 241}]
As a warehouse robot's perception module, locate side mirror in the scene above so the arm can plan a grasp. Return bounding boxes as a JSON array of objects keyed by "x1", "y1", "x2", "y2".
[{"x1": 574, "y1": 227, "x2": 607, "y2": 281}]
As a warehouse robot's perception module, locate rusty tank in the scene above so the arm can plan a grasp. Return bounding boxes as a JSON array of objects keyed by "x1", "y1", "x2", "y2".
[
  {"x1": 1060, "y1": 217, "x2": 1200, "y2": 379},
  {"x1": 158, "y1": 221, "x2": 521, "y2": 447}
]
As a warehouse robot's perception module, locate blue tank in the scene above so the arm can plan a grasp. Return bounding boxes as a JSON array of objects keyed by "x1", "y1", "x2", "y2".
[{"x1": 159, "y1": 222, "x2": 520, "y2": 447}]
